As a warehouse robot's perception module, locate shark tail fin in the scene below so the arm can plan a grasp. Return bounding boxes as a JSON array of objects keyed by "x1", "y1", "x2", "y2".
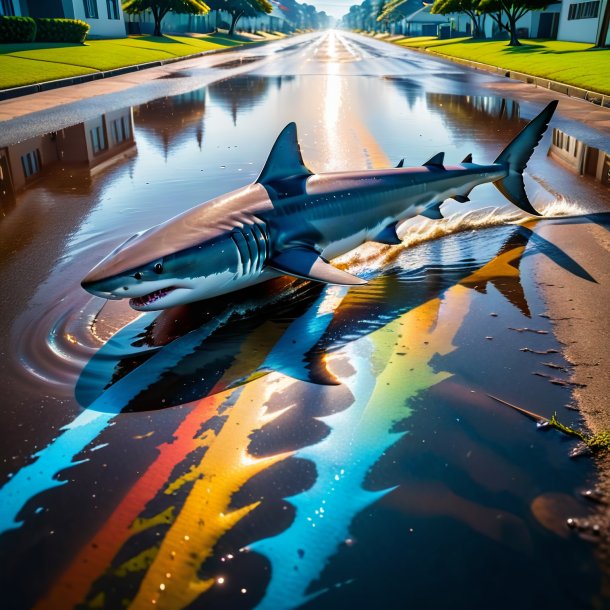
[{"x1": 492, "y1": 100, "x2": 558, "y2": 217}]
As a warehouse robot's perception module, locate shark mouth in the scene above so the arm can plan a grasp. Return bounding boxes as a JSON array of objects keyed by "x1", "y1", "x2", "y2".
[{"x1": 129, "y1": 286, "x2": 178, "y2": 309}]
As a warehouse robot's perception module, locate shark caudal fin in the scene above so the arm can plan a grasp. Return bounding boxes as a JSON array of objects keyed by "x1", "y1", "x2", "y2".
[{"x1": 493, "y1": 100, "x2": 558, "y2": 216}]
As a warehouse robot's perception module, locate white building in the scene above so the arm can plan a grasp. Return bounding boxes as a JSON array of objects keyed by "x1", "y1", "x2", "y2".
[
  {"x1": 1, "y1": 0, "x2": 126, "y2": 38},
  {"x1": 476, "y1": 3, "x2": 562, "y2": 39},
  {"x1": 557, "y1": 0, "x2": 609, "y2": 43}
]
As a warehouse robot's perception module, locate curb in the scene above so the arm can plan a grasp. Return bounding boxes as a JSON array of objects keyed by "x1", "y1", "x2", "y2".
[
  {"x1": 0, "y1": 38, "x2": 273, "y2": 102},
  {"x1": 423, "y1": 49, "x2": 610, "y2": 108}
]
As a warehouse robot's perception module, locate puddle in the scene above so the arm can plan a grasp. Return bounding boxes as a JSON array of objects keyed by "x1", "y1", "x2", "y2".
[
  {"x1": 0, "y1": 55, "x2": 607, "y2": 610},
  {"x1": 549, "y1": 127, "x2": 610, "y2": 185},
  {"x1": 214, "y1": 56, "x2": 264, "y2": 69}
]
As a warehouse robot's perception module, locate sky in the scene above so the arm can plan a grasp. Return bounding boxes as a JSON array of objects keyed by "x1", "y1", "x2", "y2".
[{"x1": 310, "y1": 0, "x2": 354, "y2": 20}]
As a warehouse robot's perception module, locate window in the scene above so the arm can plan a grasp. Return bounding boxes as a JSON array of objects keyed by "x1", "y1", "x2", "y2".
[
  {"x1": 567, "y1": 1, "x2": 599, "y2": 20},
  {"x1": 90, "y1": 125, "x2": 107, "y2": 154},
  {"x1": 21, "y1": 150, "x2": 40, "y2": 178},
  {"x1": 0, "y1": 0, "x2": 15, "y2": 16},
  {"x1": 111, "y1": 115, "x2": 131, "y2": 144},
  {"x1": 106, "y1": 0, "x2": 120, "y2": 20},
  {"x1": 83, "y1": 0, "x2": 99, "y2": 19}
]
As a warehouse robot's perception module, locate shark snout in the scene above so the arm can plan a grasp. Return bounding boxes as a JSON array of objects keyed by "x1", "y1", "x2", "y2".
[
  {"x1": 82, "y1": 275, "x2": 183, "y2": 299},
  {"x1": 81, "y1": 278, "x2": 123, "y2": 300}
]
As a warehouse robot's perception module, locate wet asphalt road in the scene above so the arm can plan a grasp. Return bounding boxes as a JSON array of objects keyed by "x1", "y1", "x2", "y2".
[{"x1": 1, "y1": 30, "x2": 609, "y2": 610}]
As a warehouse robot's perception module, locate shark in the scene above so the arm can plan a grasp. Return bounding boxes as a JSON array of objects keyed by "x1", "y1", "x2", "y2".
[
  {"x1": 75, "y1": 219, "x2": 597, "y2": 414},
  {"x1": 82, "y1": 101, "x2": 558, "y2": 310}
]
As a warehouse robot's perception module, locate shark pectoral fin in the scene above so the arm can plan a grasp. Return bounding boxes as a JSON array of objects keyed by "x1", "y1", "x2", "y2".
[
  {"x1": 423, "y1": 152, "x2": 445, "y2": 169},
  {"x1": 256, "y1": 123, "x2": 313, "y2": 184},
  {"x1": 372, "y1": 223, "x2": 403, "y2": 245},
  {"x1": 420, "y1": 203, "x2": 444, "y2": 220},
  {"x1": 268, "y1": 248, "x2": 367, "y2": 286},
  {"x1": 453, "y1": 195, "x2": 470, "y2": 203}
]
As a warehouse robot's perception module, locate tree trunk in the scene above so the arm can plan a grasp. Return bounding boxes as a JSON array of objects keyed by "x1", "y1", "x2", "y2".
[
  {"x1": 228, "y1": 11, "x2": 243, "y2": 36},
  {"x1": 596, "y1": 0, "x2": 610, "y2": 47},
  {"x1": 153, "y1": 18, "x2": 162, "y2": 37},
  {"x1": 478, "y1": 15, "x2": 487, "y2": 39},
  {"x1": 469, "y1": 12, "x2": 485, "y2": 39},
  {"x1": 151, "y1": 6, "x2": 162, "y2": 37},
  {"x1": 507, "y1": 14, "x2": 520, "y2": 45}
]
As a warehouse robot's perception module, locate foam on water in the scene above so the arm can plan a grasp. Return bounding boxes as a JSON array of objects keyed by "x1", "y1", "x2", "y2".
[{"x1": 339, "y1": 198, "x2": 589, "y2": 274}]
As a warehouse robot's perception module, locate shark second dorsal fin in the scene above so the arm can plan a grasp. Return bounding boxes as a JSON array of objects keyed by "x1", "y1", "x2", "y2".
[
  {"x1": 372, "y1": 223, "x2": 402, "y2": 245},
  {"x1": 423, "y1": 152, "x2": 445, "y2": 168},
  {"x1": 257, "y1": 123, "x2": 313, "y2": 184},
  {"x1": 462, "y1": 153, "x2": 473, "y2": 163},
  {"x1": 420, "y1": 202, "x2": 444, "y2": 220},
  {"x1": 395, "y1": 159, "x2": 404, "y2": 168},
  {"x1": 269, "y1": 247, "x2": 367, "y2": 286}
]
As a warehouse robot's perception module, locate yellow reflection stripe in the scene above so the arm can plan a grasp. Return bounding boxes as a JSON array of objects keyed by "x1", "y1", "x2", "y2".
[{"x1": 128, "y1": 375, "x2": 295, "y2": 610}]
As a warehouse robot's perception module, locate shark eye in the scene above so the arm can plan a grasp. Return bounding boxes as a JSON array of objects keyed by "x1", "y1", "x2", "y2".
[
  {"x1": 154, "y1": 263, "x2": 163, "y2": 274},
  {"x1": 134, "y1": 271, "x2": 143, "y2": 280}
]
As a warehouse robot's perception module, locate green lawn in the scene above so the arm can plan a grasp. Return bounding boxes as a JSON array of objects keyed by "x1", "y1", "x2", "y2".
[
  {"x1": 393, "y1": 37, "x2": 610, "y2": 95},
  {"x1": 0, "y1": 34, "x2": 250, "y2": 89}
]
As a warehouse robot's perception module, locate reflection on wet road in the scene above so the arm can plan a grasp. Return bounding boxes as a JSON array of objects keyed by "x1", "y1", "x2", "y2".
[{"x1": 0, "y1": 31, "x2": 608, "y2": 610}]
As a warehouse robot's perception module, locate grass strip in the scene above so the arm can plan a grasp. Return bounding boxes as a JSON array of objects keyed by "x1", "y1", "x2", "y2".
[
  {"x1": 392, "y1": 37, "x2": 610, "y2": 95},
  {"x1": 0, "y1": 33, "x2": 251, "y2": 90}
]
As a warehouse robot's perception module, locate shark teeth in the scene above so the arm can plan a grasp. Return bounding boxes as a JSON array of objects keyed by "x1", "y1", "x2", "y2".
[{"x1": 130, "y1": 287, "x2": 176, "y2": 308}]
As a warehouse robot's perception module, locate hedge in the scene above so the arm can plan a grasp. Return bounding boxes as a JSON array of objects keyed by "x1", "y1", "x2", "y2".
[
  {"x1": 0, "y1": 16, "x2": 89, "y2": 44},
  {"x1": 0, "y1": 16, "x2": 36, "y2": 43},
  {"x1": 34, "y1": 18, "x2": 90, "y2": 43}
]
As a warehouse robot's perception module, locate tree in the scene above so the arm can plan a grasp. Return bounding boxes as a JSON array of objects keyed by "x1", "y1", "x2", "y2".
[
  {"x1": 122, "y1": 0, "x2": 209, "y2": 36},
  {"x1": 431, "y1": 0, "x2": 487, "y2": 38},
  {"x1": 205, "y1": 0, "x2": 272, "y2": 35},
  {"x1": 596, "y1": 0, "x2": 610, "y2": 47},
  {"x1": 478, "y1": 0, "x2": 550, "y2": 45},
  {"x1": 377, "y1": 0, "x2": 420, "y2": 29}
]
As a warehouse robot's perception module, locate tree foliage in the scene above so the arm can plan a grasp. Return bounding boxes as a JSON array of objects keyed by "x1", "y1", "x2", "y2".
[
  {"x1": 204, "y1": 0, "x2": 272, "y2": 35},
  {"x1": 430, "y1": 0, "x2": 487, "y2": 38},
  {"x1": 122, "y1": 0, "x2": 209, "y2": 36},
  {"x1": 377, "y1": 0, "x2": 414, "y2": 23}
]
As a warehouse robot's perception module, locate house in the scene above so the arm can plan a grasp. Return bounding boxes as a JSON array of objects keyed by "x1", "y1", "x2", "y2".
[
  {"x1": 386, "y1": 2, "x2": 562, "y2": 39},
  {"x1": 0, "y1": 107, "x2": 136, "y2": 206},
  {"x1": 124, "y1": 1, "x2": 291, "y2": 36},
  {"x1": 123, "y1": 8, "x2": 213, "y2": 35},
  {"x1": 403, "y1": 4, "x2": 448, "y2": 37},
  {"x1": 475, "y1": 3, "x2": 562, "y2": 39},
  {"x1": 557, "y1": 0, "x2": 609, "y2": 44},
  {"x1": 0, "y1": 0, "x2": 126, "y2": 38}
]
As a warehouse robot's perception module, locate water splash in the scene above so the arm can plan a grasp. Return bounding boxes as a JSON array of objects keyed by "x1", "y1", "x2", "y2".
[{"x1": 337, "y1": 198, "x2": 589, "y2": 275}]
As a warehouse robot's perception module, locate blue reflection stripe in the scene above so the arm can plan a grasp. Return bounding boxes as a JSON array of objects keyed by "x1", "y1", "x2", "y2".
[
  {"x1": 252, "y1": 339, "x2": 406, "y2": 610},
  {"x1": 0, "y1": 313, "x2": 230, "y2": 534}
]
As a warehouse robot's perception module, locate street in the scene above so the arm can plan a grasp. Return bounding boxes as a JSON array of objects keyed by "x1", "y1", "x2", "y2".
[{"x1": 0, "y1": 30, "x2": 609, "y2": 610}]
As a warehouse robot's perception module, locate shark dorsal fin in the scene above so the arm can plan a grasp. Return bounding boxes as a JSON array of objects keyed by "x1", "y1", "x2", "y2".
[
  {"x1": 423, "y1": 152, "x2": 445, "y2": 168},
  {"x1": 257, "y1": 123, "x2": 312, "y2": 184},
  {"x1": 395, "y1": 159, "x2": 404, "y2": 168},
  {"x1": 462, "y1": 153, "x2": 473, "y2": 163}
]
